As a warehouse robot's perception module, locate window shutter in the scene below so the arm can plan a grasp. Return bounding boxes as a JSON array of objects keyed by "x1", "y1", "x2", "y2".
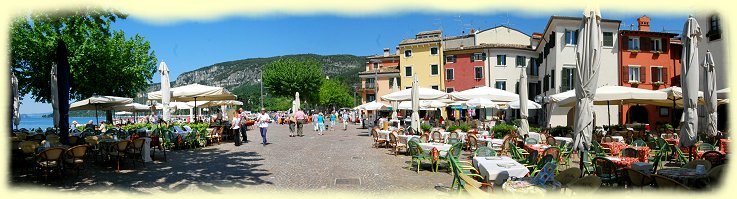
[
  {"x1": 622, "y1": 66, "x2": 629, "y2": 83},
  {"x1": 551, "y1": 70, "x2": 555, "y2": 88},
  {"x1": 662, "y1": 68, "x2": 668, "y2": 84},
  {"x1": 641, "y1": 37, "x2": 651, "y2": 52},
  {"x1": 574, "y1": 30, "x2": 580, "y2": 44},
  {"x1": 651, "y1": 67, "x2": 657, "y2": 83},
  {"x1": 640, "y1": 67, "x2": 647, "y2": 83},
  {"x1": 622, "y1": 36, "x2": 628, "y2": 50}
]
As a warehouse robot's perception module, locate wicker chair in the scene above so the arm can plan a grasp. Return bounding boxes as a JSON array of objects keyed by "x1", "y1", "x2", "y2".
[
  {"x1": 109, "y1": 140, "x2": 131, "y2": 170},
  {"x1": 620, "y1": 148, "x2": 639, "y2": 158},
  {"x1": 419, "y1": 133, "x2": 430, "y2": 143},
  {"x1": 652, "y1": 174, "x2": 689, "y2": 190},
  {"x1": 525, "y1": 137, "x2": 539, "y2": 144},
  {"x1": 546, "y1": 136, "x2": 557, "y2": 146},
  {"x1": 682, "y1": 159, "x2": 712, "y2": 170},
  {"x1": 36, "y1": 147, "x2": 65, "y2": 180},
  {"x1": 448, "y1": 131, "x2": 460, "y2": 140},
  {"x1": 18, "y1": 141, "x2": 40, "y2": 174},
  {"x1": 466, "y1": 134, "x2": 479, "y2": 152},
  {"x1": 592, "y1": 157, "x2": 620, "y2": 186},
  {"x1": 567, "y1": 175, "x2": 602, "y2": 193},
  {"x1": 84, "y1": 136, "x2": 101, "y2": 162},
  {"x1": 556, "y1": 167, "x2": 582, "y2": 187},
  {"x1": 623, "y1": 167, "x2": 653, "y2": 190},
  {"x1": 474, "y1": 146, "x2": 496, "y2": 157},
  {"x1": 63, "y1": 145, "x2": 88, "y2": 176},
  {"x1": 128, "y1": 138, "x2": 146, "y2": 168},
  {"x1": 388, "y1": 132, "x2": 407, "y2": 156},
  {"x1": 708, "y1": 165, "x2": 724, "y2": 185},
  {"x1": 431, "y1": 131, "x2": 443, "y2": 143},
  {"x1": 372, "y1": 128, "x2": 388, "y2": 148},
  {"x1": 31, "y1": 134, "x2": 45, "y2": 143},
  {"x1": 700, "y1": 150, "x2": 725, "y2": 166}
]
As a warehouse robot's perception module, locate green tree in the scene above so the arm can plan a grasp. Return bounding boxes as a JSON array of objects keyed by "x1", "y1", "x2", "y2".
[
  {"x1": 10, "y1": 8, "x2": 157, "y2": 103},
  {"x1": 262, "y1": 58, "x2": 323, "y2": 103},
  {"x1": 318, "y1": 79, "x2": 355, "y2": 108}
]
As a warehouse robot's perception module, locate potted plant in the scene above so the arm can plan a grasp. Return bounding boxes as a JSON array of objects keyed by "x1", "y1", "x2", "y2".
[
  {"x1": 459, "y1": 124, "x2": 472, "y2": 132},
  {"x1": 446, "y1": 125, "x2": 459, "y2": 132},
  {"x1": 491, "y1": 124, "x2": 515, "y2": 139},
  {"x1": 420, "y1": 123, "x2": 432, "y2": 134}
]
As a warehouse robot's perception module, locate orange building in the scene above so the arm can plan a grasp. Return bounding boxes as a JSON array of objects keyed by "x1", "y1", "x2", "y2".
[
  {"x1": 358, "y1": 48, "x2": 400, "y2": 103},
  {"x1": 618, "y1": 15, "x2": 683, "y2": 127}
]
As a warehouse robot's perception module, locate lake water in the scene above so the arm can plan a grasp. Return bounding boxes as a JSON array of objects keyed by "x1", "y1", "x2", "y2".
[{"x1": 15, "y1": 115, "x2": 104, "y2": 130}]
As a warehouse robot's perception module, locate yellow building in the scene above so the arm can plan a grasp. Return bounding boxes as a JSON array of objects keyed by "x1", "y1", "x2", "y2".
[{"x1": 398, "y1": 30, "x2": 445, "y2": 90}]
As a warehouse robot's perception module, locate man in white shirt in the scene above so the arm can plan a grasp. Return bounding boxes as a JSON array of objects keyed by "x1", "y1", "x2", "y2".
[{"x1": 256, "y1": 108, "x2": 272, "y2": 146}]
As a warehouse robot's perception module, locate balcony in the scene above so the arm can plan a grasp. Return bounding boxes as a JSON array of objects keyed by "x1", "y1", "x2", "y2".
[{"x1": 358, "y1": 83, "x2": 376, "y2": 92}]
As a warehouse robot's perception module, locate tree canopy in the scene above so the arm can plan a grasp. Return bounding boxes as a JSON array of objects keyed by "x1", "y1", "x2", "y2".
[
  {"x1": 318, "y1": 79, "x2": 355, "y2": 108},
  {"x1": 262, "y1": 58, "x2": 324, "y2": 103},
  {"x1": 10, "y1": 8, "x2": 157, "y2": 103}
]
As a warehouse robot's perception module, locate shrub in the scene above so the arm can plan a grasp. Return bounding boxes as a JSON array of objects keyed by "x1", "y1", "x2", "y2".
[
  {"x1": 459, "y1": 124, "x2": 472, "y2": 132},
  {"x1": 550, "y1": 126, "x2": 573, "y2": 137},
  {"x1": 530, "y1": 126, "x2": 542, "y2": 133},
  {"x1": 492, "y1": 124, "x2": 516, "y2": 139},
  {"x1": 420, "y1": 123, "x2": 432, "y2": 132},
  {"x1": 446, "y1": 125, "x2": 459, "y2": 132}
]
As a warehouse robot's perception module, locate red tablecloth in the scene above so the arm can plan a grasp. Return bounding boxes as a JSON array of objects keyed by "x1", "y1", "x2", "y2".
[
  {"x1": 631, "y1": 146, "x2": 651, "y2": 162},
  {"x1": 605, "y1": 156, "x2": 639, "y2": 168},
  {"x1": 694, "y1": 150, "x2": 726, "y2": 159},
  {"x1": 665, "y1": 138, "x2": 679, "y2": 146},
  {"x1": 601, "y1": 142, "x2": 628, "y2": 155},
  {"x1": 719, "y1": 139, "x2": 730, "y2": 153}
]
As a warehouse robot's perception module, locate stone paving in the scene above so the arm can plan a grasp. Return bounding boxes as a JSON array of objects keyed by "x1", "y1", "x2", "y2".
[{"x1": 10, "y1": 123, "x2": 456, "y2": 194}]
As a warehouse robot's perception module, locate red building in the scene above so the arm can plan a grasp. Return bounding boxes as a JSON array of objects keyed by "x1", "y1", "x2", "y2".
[
  {"x1": 443, "y1": 48, "x2": 487, "y2": 93},
  {"x1": 618, "y1": 15, "x2": 683, "y2": 127}
]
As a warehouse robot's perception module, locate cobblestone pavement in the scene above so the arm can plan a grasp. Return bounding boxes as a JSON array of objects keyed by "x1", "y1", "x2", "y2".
[{"x1": 10, "y1": 123, "x2": 456, "y2": 194}]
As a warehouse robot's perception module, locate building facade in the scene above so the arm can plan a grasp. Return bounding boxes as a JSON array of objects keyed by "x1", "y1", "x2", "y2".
[
  {"x1": 358, "y1": 48, "x2": 400, "y2": 103},
  {"x1": 618, "y1": 15, "x2": 683, "y2": 127},
  {"x1": 534, "y1": 16, "x2": 622, "y2": 128},
  {"x1": 443, "y1": 48, "x2": 486, "y2": 93},
  {"x1": 695, "y1": 12, "x2": 728, "y2": 131},
  {"x1": 398, "y1": 30, "x2": 445, "y2": 91}
]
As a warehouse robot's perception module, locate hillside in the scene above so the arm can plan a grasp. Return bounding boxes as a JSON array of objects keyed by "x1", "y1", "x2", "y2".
[{"x1": 146, "y1": 54, "x2": 367, "y2": 92}]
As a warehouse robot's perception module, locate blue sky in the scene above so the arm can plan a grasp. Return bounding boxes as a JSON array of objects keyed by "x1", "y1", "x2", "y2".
[{"x1": 19, "y1": 11, "x2": 688, "y2": 114}]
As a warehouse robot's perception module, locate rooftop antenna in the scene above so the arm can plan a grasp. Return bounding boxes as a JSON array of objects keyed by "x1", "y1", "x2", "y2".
[{"x1": 501, "y1": 12, "x2": 516, "y2": 28}]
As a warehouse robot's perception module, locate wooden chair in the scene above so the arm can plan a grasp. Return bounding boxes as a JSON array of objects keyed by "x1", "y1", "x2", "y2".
[
  {"x1": 109, "y1": 140, "x2": 131, "y2": 171},
  {"x1": 419, "y1": 133, "x2": 430, "y2": 143},
  {"x1": 63, "y1": 145, "x2": 88, "y2": 176},
  {"x1": 466, "y1": 134, "x2": 478, "y2": 152},
  {"x1": 388, "y1": 132, "x2": 407, "y2": 156},
  {"x1": 651, "y1": 174, "x2": 690, "y2": 190},
  {"x1": 36, "y1": 147, "x2": 65, "y2": 180},
  {"x1": 371, "y1": 128, "x2": 388, "y2": 148}
]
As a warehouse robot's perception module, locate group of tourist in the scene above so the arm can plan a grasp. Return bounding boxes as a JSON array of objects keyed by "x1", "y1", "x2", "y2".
[{"x1": 231, "y1": 108, "x2": 272, "y2": 146}]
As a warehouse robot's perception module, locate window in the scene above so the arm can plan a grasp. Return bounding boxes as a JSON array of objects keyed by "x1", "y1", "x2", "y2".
[
  {"x1": 446, "y1": 68, "x2": 454, "y2": 80},
  {"x1": 601, "y1": 32, "x2": 613, "y2": 47},
  {"x1": 530, "y1": 59, "x2": 539, "y2": 76},
  {"x1": 472, "y1": 53, "x2": 486, "y2": 62},
  {"x1": 366, "y1": 94, "x2": 376, "y2": 102},
  {"x1": 365, "y1": 78, "x2": 375, "y2": 88},
  {"x1": 446, "y1": 87, "x2": 455, "y2": 93},
  {"x1": 404, "y1": 49, "x2": 412, "y2": 57},
  {"x1": 628, "y1": 37, "x2": 640, "y2": 51},
  {"x1": 496, "y1": 55, "x2": 506, "y2": 66},
  {"x1": 431, "y1": 85, "x2": 439, "y2": 90},
  {"x1": 495, "y1": 79, "x2": 507, "y2": 90},
  {"x1": 445, "y1": 55, "x2": 456, "y2": 63},
  {"x1": 565, "y1": 30, "x2": 578, "y2": 45},
  {"x1": 404, "y1": 66, "x2": 412, "y2": 77},
  {"x1": 430, "y1": 64, "x2": 439, "y2": 76},
  {"x1": 561, "y1": 67, "x2": 576, "y2": 92},
  {"x1": 628, "y1": 66, "x2": 641, "y2": 83},
  {"x1": 651, "y1": 66, "x2": 666, "y2": 83},
  {"x1": 651, "y1": 38, "x2": 662, "y2": 52},
  {"x1": 430, "y1": 47, "x2": 438, "y2": 55},
  {"x1": 474, "y1": 67, "x2": 483, "y2": 79},
  {"x1": 659, "y1": 107, "x2": 669, "y2": 116},
  {"x1": 707, "y1": 15, "x2": 721, "y2": 41},
  {"x1": 372, "y1": 62, "x2": 379, "y2": 70},
  {"x1": 516, "y1": 56, "x2": 525, "y2": 67}
]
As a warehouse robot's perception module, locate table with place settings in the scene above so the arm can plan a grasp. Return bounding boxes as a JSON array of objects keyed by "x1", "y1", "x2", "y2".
[{"x1": 472, "y1": 156, "x2": 529, "y2": 185}]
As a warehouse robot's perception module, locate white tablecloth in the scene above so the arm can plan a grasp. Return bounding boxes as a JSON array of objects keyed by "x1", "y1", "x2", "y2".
[
  {"x1": 418, "y1": 143, "x2": 452, "y2": 152},
  {"x1": 554, "y1": 137, "x2": 573, "y2": 144},
  {"x1": 611, "y1": 136, "x2": 625, "y2": 143},
  {"x1": 478, "y1": 138, "x2": 504, "y2": 149},
  {"x1": 377, "y1": 130, "x2": 392, "y2": 140},
  {"x1": 397, "y1": 135, "x2": 420, "y2": 145},
  {"x1": 527, "y1": 132, "x2": 540, "y2": 141},
  {"x1": 473, "y1": 156, "x2": 529, "y2": 185},
  {"x1": 142, "y1": 137, "x2": 152, "y2": 162}
]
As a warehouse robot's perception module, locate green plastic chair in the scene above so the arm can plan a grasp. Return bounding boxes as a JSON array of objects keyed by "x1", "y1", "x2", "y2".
[
  {"x1": 670, "y1": 145, "x2": 690, "y2": 166},
  {"x1": 474, "y1": 146, "x2": 496, "y2": 157},
  {"x1": 525, "y1": 137, "x2": 539, "y2": 144},
  {"x1": 530, "y1": 154, "x2": 556, "y2": 176},
  {"x1": 592, "y1": 157, "x2": 620, "y2": 186},
  {"x1": 632, "y1": 139, "x2": 647, "y2": 147},
  {"x1": 581, "y1": 151, "x2": 596, "y2": 175},
  {"x1": 698, "y1": 143, "x2": 716, "y2": 151},
  {"x1": 559, "y1": 142, "x2": 573, "y2": 168},
  {"x1": 648, "y1": 143, "x2": 667, "y2": 174},
  {"x1": 408, "y1": 140, "x2": 431, "y2": 173},
  {"x1": 447, "y1": 138, "x2": 462, "y2": 146},
  {"x1": 591, "y1": 140, "x2": 611, "y2": 157}
]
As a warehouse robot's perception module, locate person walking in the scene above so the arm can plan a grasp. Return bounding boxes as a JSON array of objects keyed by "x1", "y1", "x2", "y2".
[
  {"x1": 312, "y1": 112, "x2": 319, "y2": 132},
  {"x1": 256, "y1": 108, "x2": 272, "y2": 146},
  {"x1": 232, "y1": 110, "x2": 242, "y2": 146},
  {"x1": 288, "y1": 114, "x2": 296, "y2": 137},
  {"x1": 295, "y1": 109, "x2": 306, "y2": 137},
  {"x1": 342, "y1": 111, "x2": 349, "y2": 131},
  {"x1": 317, "y1": 112, "x2": 326, "y2": 135},
  {"x1": 329, "y1": 110, "x2": 337, "y2": 131},
  {"x1": 239, "y1": 108, "x2": 248, "y2": 143}
]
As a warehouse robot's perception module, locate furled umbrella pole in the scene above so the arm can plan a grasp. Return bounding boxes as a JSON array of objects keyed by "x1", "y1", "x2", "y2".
[
  {"x1": 702, "y1": 51, "x2": 718, "y2": 137},
  {"x1": 679, "y1": 15, "x2": 702, "y2": 150}
]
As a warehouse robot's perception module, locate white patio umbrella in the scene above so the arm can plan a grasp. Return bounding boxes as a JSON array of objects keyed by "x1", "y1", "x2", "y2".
[
  {"x1": 572, "y1": 9, "x2": 602, "y2": 169},
  {"x1": 557, "y1": 86, "x2": 668, "y2": 107},
  {"x1": 410, "y1": 74, "x2": 420, "y2": 131},
  {"x1": 360, "y1": 101, "x2": 392, "y2": 111},
  {"x1": 680, "y1": 15, "x2": 702, "y2": 148},
  {"x1": 115, "y1": 111, "x2": 133, "y2": 115},
  {"x1": 716, "y1": 88, "x2": 729, "y2": 99},
  {"x1": 449, "y1": 86, "x2": 518, "y2": 102},
  {"x1": 397, "y1": 100, "x2": 444, "y2": 110},
  {"x1": 507, "y1": 99, "x2": 542, "y2": 109},
  {"x1": 465, "y1": 98, "x2": 500, "y2": 108},
  {"x1": 11, "y1": 71, "x2": 20, "y2": 129},
  {"x1": 109, "y1": 103, "x2": 152, "y2": 112},
  {"x1": 519, "y1": 68, "x2": 530, "y2": 136},
  {"x1": 159, "y1": 61, "x2": 171, "y2": 123},
  {"x1": 51, "y1": 64, "x2": 59, "y2": 128},
  {"x1": 702, "y1": 51, "x2": 718, "y2": 136},
  {"x1": 148, "y1": 83, "x2": 236, "y2": 122},
  {"x1": 380, "y1": 86, "x2": 448, "y2": 101},
  {"x1": 70, "y1": 96, "x2": 134, "y2": 123}
]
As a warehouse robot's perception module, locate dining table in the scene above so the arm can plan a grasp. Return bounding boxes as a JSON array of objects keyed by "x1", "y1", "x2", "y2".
[
  {"x1": 719, "y1": 138, "x2": 730, "y2": 153},
  {"x1": 657, "y1": 168, "x2": 709, "y2": 189},
  {"x1": 600, "y1": 142, "x2": 629, "y2": 155},
  {"x1": 472, "y1": 156, "x2": 529, "y2": 185},
  {"x1": 631, "y1": 146, "x2": 651, "y2": 162},
  {"x1": 604, "y1": 156, "x2": 639, "y2": 169},
  {"x1": 523, "y1": 144, "x2": 551, "y2": 154}
]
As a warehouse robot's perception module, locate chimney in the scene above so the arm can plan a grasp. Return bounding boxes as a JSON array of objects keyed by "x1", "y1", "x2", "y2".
[
  {"x1": 383, "y1": 48, "x2": 390, "y2": 56},
  {"x1": 396, "y1": 46, "x2": 400, "y2": 55},
  {"x1": 638, "y1": 15, "x2": 650, "y2": 31},
  {"x1": 470, "y1": 28, "x2": 475, "y2": 35}
]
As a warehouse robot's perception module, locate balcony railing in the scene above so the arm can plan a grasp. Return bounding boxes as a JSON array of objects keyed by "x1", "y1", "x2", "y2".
[{"x1": 364, "y1": 83, "x2": 376, "y2": 89}]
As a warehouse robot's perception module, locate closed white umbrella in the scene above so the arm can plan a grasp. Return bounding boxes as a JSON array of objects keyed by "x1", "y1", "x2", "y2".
[
  {"x1": 51, "y1": 64, "x2": 59, "y2": 128},
  {"x1": 702, "y1": 51, "x2": 718, "y2": 136},
  {"x1": 519, "y1": 68, "x2": 530, "y2": 136},
  {"x1": 449, "y1": 86, "x2": 518, "y2": 102},
  {"x1": 411, "y1": 74, "x2": 420, "y2": 131},
  {"x1": 680, "y1": 15, "x2": 701, "y2": 148},
  {"x1": 11, "y1": 71, "x2": 20, "y2": 129},
  {"x1": 573, "y1": 9, "x2": 602, "y2": 163},
  {"x1": 381, "y1": 86, "x2": 447, "y2": 101},
  {"x1": 391, "y1": 77, "x2": 399, "y2": 120},
  {"x1": 159, "y1": 61, "x2": 171, "y2": 123},
  {"x1": 295, "y1": 92, "x2": 301, "y2": 112}
]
